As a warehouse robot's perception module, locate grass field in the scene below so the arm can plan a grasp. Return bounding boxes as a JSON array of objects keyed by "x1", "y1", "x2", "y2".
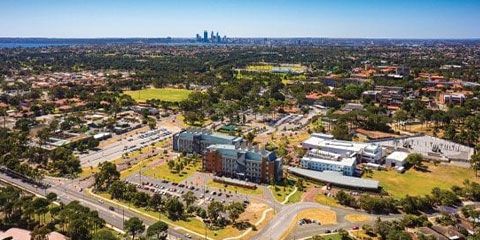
[
  {"x1": 124, "y1": 87, "x2": 192, "y2": 103},
  {"x1": 286, "y1": 190, "x2": 303, "y2": 204},
  {"x1": 314, "y1": 194, "x2": 342, "y2": 208},
  {"x1": 244, "y1": 63, "x2": 306, "y2": 74},
  {"x1": 367, "y1": 163, "x2": 479, "y2": 198},
  {"x1": 309, "y1": 233, "x2": 344, "y2": 240},
  {"x1": 207, "y1": 180, "x2": 263, "y2": 195},
  {"x1": 282, "y1": 208, "x2": 337, "y2": 239},
  {"x1": 270, "y1": 181, "x2": 301, "y2": 203},
  {"x1": 142, "y1": 160, "x2": 201, "y2": 183}
]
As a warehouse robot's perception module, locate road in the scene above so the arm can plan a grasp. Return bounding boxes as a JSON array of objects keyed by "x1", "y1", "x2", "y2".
[
  {"x1": 252, "y1": 201, "x2": 401, "y2": 240},
  {"x1": 0, "y1": 172, "x2": 191, "y2": 240},
  {"x1": 79, "y1": 128, "x2": 175, "y2": 167}
]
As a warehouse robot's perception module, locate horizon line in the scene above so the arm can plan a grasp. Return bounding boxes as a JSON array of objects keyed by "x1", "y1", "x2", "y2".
[{"x1": 1, "y1": 36, "x2": 480, "y2": 40}]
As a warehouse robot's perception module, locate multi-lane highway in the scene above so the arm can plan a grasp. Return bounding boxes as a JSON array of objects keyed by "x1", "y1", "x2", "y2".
[{"x1": 0, "y1": 171, "x2": 192, "y2": 240}]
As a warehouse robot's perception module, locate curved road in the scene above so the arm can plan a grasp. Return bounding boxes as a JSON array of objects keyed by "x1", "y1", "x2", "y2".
[{"x1": 252, "y1": 201, "x2": 401, "y2": 240}]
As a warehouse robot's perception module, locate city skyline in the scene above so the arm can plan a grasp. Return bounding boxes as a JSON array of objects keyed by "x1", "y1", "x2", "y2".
[{"x1": 0, "y1": 0, "x2": 479, "y2": 39}]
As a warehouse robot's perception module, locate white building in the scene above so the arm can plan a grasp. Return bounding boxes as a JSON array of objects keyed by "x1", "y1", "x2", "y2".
[
  {"x1": 302, "y1": 134, "x2": 383, "y2": 164},
  {"x1": 385, "y1": 151, "x2": 409, "y2": 168},
  {"x1": 300, "y1": 149, "x2": 356, "y2": 176},
  {"x1": 373, "y1": 135, "x2": 474, "y2": 162}
]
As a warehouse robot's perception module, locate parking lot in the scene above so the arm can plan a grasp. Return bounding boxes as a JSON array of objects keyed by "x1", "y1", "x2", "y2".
[
  {"x1": 79, "y1": 127, "x2": 174, "y2": 167},
  {"x1": 126, "y1": 174, "x2": 251, "y2": 207}
]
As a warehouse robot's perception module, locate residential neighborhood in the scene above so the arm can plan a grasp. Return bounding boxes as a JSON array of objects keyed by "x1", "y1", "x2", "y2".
[{"x1": 1, "y1": 1, "x2": 480, "y2": 239}]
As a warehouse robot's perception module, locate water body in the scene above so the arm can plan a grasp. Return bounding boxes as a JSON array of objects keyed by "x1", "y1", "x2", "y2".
[
  {"x1": 0, "y1": 38, "x2": 194, "y2": 49},
  {"x1": 0, "y1": 43, "x2": 69, "y2": 48}
]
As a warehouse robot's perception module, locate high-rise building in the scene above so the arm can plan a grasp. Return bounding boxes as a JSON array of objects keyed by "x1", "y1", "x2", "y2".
[
  {"x1": 203, "y1": 31, "x2": 208, "y2": 42},
  {"x1": 210, "y1": 31, "x2": 215, "y2": 42}
]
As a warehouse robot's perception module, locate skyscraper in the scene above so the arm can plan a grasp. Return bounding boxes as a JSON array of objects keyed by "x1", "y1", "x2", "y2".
[{"x1": 203, "y1": 30, "x2": 208, "y2": 42}]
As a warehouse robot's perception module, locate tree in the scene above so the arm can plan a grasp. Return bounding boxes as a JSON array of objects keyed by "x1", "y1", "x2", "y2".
[
  {"x1": 338, "y1": 229, "x2": 350, "y2": 240},
  {"x1": 470, "y1": 151, "x2": 480, "y2": 177},
  {"x1": 406, "y1": 153, "x2": 424, "y2": 170},
  {"x1": 207, "y1": 200, "x2": 225, "y2": 225},
  {"x1": 167, "y1": 160, "x2": 175, "y2": 171},
  {"x1": 393, "y1": 109, "x2": 408, "y2": 129},
  {"x1": 94, "y1": 162, "x2": 120, "y2": 191},
  {"x1": 332, "y1": 122, "x2": 351, "y2": 141},
  {"x1": 147, "y1": 221, "x2": 169, "y2": 240},
  {"x1": 182, "y1": 191, "x2": 197, "y2": 208},
  {"x1": 92, "y1": 229, "x2": 118, "y2": 240},
  {"x1": 49, "y1": 147, "x2": 81, "y2": 176},
  {"x1": 295, "y1": 178, "x2": 304, "y2": 191},
  {"x1": 68, "y1": 218, "x2": 92, "y2": 240},
  {"x1": 149, "y1": 193, "x2": 163, "y2": 212},
  {"x1": 431, "y1": 187, "x2": 460, "y2": 206},
  {"x1": 147, "y1": 117, "x2": 157, "y2": 130},
  {"x1": 31, "y1": 225, "x2": 50, "y2": 240},
  {"x1": 227, "y1": 202, "x2": 245, "y2": 224},
  {"x1": 124, "y1": 217, "x2": 145, "y2": 240},
  {"x1": 387, "y1": 230, "x2": 412, "y2": 240},
  {"x1": 32, "y1": 197, "x2": 50, "y2": 223},
  {"x1": 165, "y1": 197, "x2": 184, "y2": 220},
  {"x1": 46, "y1": 192, "x2": 57, "y2": 202},
  {"x1": 109, "y1": 180, "x2": 126, "y2": 200},
  {"x1": 335, "y1": 190, "x2": 357, "y2": 208}
]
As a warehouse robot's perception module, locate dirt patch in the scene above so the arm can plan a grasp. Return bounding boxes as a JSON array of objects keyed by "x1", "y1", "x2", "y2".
[
  {"x1": 295, "y1": 208, "x2": 337, "y2": 225},
  {"x1": 302, "y1": 186, "x2": 320, "y2": 202},
  {"x1": 238, "y1": 202, "x2": 268, "y2": 223},
  {"x1": 345, "y1": 214, "x2": 371, "y2": 223}
]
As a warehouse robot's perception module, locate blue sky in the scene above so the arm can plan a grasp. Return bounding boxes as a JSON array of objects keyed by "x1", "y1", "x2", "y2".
[{"x1": 0, "y1": 0, "x2": 479, "y2": 38}]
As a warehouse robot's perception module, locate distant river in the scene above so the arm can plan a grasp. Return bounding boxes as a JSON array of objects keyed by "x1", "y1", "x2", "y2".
[{"x1": 0, "y1": 43, "x2": 69, "y2": 48}]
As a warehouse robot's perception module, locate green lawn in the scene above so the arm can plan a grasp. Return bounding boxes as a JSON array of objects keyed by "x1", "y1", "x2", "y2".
[
  {"x1": 207, "y1": 180, "x2": 263, "y2": 196},
  {"x1": 124, "y1": 87, "x2": 192, "y2": 103},
  {"x1": 286, "y1": 190, "x2": 303, "y2": 204},
  {"x1": 142, "y1": 160, "x2": 201, "y2": 183},
  {"x1": 367, "y1": 163, "x2": 479, "y2": 199},
  {"x1": 270, "y1": 179, "x2": 301, "y2": 203}
]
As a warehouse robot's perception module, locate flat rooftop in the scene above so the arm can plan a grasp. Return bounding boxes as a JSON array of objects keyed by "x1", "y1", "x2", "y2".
[
  {"x1": 288, "y1": 167, "x2": 379, "y2": 190},
  {"x1": 301, "y1": 155, "x2": 356, "y2": 168},
  {"x1": 372, "y1": 135, "x2": 474, "y2": 162},
  {"x1": 386, "y1": 151, "x2": 409, "y2": 162}
]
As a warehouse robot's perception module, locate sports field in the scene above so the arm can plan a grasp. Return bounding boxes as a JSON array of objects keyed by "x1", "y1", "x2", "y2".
[
  {"x1": 124, "y1": 87, "x2": 192, "y2": 102},
  {"x1": 367, "y1": 163, "x2": 479, "y2": 198}
]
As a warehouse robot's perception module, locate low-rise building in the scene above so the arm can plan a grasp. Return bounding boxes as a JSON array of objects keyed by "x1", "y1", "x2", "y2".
[
  {"x1": 385, "y1": 151, "x2": 409, "y2": 168},
  {"x1": 372, "y1": 135, "x2": 474, "y2": 163},
  {"x1": 302, "y1": 134, "x2": 383, "y2": 164},
  {"x1": 0, "y1": 228, "x2": 67, "y2": 240},
  {"x1": 203, "y1": 144, "x2": 282, "y2": 183},
  {"x1": 300, "y1": 149, "x2": 356, "y2": 176},
  {"x1": 439, "y1": 93, "x2": 466, "y2": 105}
]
